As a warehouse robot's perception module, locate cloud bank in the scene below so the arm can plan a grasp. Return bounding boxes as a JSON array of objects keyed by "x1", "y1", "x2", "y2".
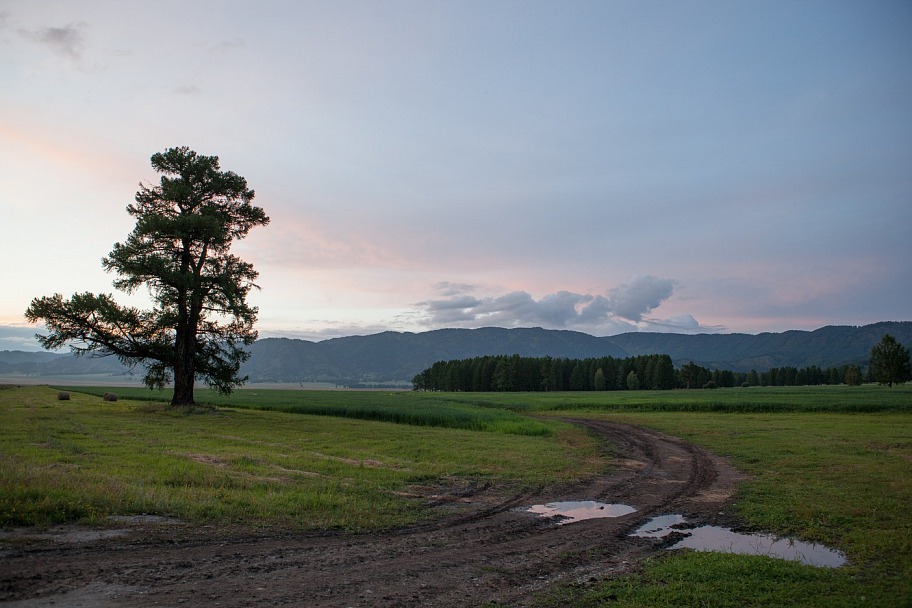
[
  {"x1": 0, "y1": 326, "x2": 44, "y2": 352},
  {"x1": 418, "y1": 276, "x2": 711, "y2": 335},
  {"x1": 19, "y1": 22, "x2": 86, "y2": 60}
]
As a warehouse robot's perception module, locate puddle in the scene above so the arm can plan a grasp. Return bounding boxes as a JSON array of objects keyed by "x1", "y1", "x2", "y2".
[
  {"x1": 631, "y1": 515, "x2": 847, "y2": 568},
  {"x1": 525, "y1": 500, "x2": 637, "y2": 525},
  {"x1": 632, "y1": 513, "x2": 687, "y2": 537}
]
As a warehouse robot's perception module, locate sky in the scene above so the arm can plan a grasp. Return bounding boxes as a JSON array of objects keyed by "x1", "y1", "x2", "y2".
[{"x1": 1, "y1": 1, "x2": 910, "y2": 352}]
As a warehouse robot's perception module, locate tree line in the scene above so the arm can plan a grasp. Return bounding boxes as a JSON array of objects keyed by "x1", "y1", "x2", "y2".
[
  {"x1": 699, "y1": 364, "x2": 864, "y2": 388},
  {"x1": 411, "y1": 355, "x2": 873, "y2": 392},
  {"x1": 414, "y1": 354, "x2": 688, "y2": 392}
]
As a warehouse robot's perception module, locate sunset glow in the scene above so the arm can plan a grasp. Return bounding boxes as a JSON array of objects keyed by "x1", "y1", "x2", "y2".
[{"x1": 1, "y1": 1, "x2": 909, "y2": 350}]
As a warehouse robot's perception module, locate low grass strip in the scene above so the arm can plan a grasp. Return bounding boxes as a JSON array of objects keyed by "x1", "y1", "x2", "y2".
[
  {"x1": 62, "y1": 386, "x2": 554, "y2": 436},
  {"x1": 423, "y1": 384, "x2": 912, "y2": 413}
]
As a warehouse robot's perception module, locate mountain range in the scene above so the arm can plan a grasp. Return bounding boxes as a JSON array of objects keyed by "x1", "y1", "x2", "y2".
[{"x1": 1, "y1": 322, "x2": 909, "y2": 386}]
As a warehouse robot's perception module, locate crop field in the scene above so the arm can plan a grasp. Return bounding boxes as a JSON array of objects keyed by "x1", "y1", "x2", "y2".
[{"x1": 1, "y1": 383, "x2": 910, "y2": 606}]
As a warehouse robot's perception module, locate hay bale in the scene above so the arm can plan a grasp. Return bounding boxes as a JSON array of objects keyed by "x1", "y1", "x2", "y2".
[
  {"x1": 57, "y1": 391, "x2": 71, "y2": 401},
  {"x1": 103, "y1": 392, "x2": 118, "y2": 402}
]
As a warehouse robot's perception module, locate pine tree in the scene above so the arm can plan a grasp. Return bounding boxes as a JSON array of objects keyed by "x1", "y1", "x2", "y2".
[
  {"x1": 868, "y1": 334, "x2": 912, "y2": 387},
  {"x1": 26, "y1": 147, "x2": 269, "y2": 406}
]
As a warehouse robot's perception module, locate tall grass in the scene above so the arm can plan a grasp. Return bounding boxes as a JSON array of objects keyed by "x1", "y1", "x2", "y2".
[
  {"x1": 62, "y1": 386, "x2": 554, "y2": 435},
  {"x1": 420, "y1": 384, "x2": 912, "y2": 413}
]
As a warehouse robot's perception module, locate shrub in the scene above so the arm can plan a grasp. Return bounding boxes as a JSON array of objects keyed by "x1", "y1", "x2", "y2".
[
  {"x1": 103, "y1": 392, "x2": 118, "y2": 402},
  {"x1": 57, "y1": 391, "x2": 70, "y2": 401}
]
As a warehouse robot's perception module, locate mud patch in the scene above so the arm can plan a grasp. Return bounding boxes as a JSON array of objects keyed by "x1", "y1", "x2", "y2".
[
  {"x1": 0, "y1": 526, "x2": 131, "y2": 545},
  {"x1": 0, "y1": 515, "x2": 184, "y2": 549},
  {"x1": 107, "y1": 514, "x2": 183, "y2": 526},
  {"x1": 0, "y1": 582, "x2": 138, "y2": 607}
]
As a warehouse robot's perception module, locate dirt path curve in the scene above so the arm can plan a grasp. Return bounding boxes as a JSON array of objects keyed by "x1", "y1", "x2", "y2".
[{"x1": 0, "y1": 420, "x2": 745, "y2": 607}]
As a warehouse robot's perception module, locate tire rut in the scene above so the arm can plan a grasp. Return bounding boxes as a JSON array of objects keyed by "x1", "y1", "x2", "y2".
[{"x1": 0, "y1": 421, "x2": 744, "y2": 607}]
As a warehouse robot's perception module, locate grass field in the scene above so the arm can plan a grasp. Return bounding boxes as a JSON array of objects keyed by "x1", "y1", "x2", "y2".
[
  {"x1": 2, "y1": 383, "x2": 910, "y2": 606},
  {"x1": 0, "y1": 386, "x2": 598, "y2": 531}
]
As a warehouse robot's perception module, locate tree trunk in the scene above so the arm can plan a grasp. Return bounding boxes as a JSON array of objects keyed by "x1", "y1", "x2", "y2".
[
  {"x1": 171, "y1": 332, "x2": 196, "y2": 406},
  {"x1": 171, "y1": 364, "x2": 195, "y2": 406},
  {"x1": 171, "y1": 258, "x2": 198, "y2": 406}
]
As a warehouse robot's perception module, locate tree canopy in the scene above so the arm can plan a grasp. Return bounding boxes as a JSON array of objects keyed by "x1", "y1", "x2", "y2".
[
  {"x1": 26, "y1": 147, "x2": 270, "y2": 405},
  {"x1": 411, "y1": 354, "x2": 870, "y2": 392},
  {"x1": 868, "y1": 333, "x2": 912, "y2": 387}
]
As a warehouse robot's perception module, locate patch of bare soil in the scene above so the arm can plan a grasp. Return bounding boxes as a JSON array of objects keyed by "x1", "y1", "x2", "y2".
[{"x1": 0, "y1": 421, "x2": 746, "y2": 607}]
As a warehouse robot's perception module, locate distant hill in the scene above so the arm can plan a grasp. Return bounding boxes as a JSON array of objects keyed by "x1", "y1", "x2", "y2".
[
  {"x1": 607, "y1": 322, "x2": 912, "y2": 372},
  {"x1": 0, "y1": 349, "x2": 127, "y2": 378},
  {"x1": 243, "y1": 328, "x2": 629, "y2": 384},
  {"x1": 1, "y1": 322, "x2": 909, "y2": 385}
]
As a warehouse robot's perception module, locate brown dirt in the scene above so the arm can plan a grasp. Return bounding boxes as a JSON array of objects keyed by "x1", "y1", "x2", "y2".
[{"x1": 0, "y1": 420, "x2": 746, "y2": 607}]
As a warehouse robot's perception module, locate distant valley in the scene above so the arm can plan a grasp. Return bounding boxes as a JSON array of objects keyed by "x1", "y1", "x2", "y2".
[{"x1": 1, "y1": 322, "x2": 909, "y2": 386}]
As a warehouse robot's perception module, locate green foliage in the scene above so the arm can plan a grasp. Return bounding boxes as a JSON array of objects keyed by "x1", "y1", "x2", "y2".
[
  {"x1": 413, "y1": 354, "x2": 869, "y2": 393},
  {"x1": 843, "y1": 364, "x2": 861, "y2": 386},
  {"x1": 25, "y1": 147, "x2": 269, "y2": 405},
  {"x1": 412, "y1": 354, "x2": 677, "y2": 392},
  {"x1": 868, "y1": 333, "x2": 912, "y2": 387},
  {"x1": 593, "y1": 368, "x2": 607, "y2": 391}
]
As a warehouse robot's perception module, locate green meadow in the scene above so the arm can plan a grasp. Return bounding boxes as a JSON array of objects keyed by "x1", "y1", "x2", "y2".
[
  {"x1": 0, "y1": 385, "x2": 597, "y2": 531},
  {"x1": 533, "y1": 407, "x2": 912, "y2": 608},
  {"x1": 1, "y1": 383, "x2": 910, "y2": 606}
]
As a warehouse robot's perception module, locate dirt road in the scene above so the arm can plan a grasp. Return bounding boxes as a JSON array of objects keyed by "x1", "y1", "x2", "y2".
[{"x1": 0, "y1": 420, "x2": 744, "y2": 607}]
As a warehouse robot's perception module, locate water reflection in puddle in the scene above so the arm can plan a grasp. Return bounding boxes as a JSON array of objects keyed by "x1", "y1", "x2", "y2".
[
  {"x1": 631, "y1": 515, "x2": 847, "y2": 568},
  {"x1": 526, "y1": 501, "x2": 637, "y2": 525}
]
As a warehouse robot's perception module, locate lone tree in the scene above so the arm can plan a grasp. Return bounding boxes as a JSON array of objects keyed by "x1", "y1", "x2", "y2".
[
  {"x1": 868, "y1": 333, "x2": 912, "y2": 388},
  {"x1": 25, "y1": 147, "x2": 269, "y2": 406}
]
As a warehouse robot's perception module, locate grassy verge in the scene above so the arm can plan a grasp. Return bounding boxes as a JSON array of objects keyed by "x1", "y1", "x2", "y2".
[
  {"x1": 534, "y1": 407, "x2": 912, "y2": 607},
  {"x1": 0, "y1": 386, "x2": 599, "y2": 531},
  {"x1": 544, "y1": 551, "x2": 867, "y2": 608}
]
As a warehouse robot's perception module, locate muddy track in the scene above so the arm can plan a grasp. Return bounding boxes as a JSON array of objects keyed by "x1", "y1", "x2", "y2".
[{"x1": 0, "y1": 421, "x2": 744, "y2": 607}]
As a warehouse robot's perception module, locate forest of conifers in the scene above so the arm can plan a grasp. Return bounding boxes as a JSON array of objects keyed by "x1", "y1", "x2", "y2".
[{"x1": 411, "y1": 354, "x2": 865, "y2": 392}]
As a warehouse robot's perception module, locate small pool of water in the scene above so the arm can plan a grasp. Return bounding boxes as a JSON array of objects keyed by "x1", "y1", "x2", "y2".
[
  {"x1": 525, "y1": 500, "x2": 637, "y2": 525},
  {"x1": 631, "y1": 515, "x2": 847, "y2": 568}
]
